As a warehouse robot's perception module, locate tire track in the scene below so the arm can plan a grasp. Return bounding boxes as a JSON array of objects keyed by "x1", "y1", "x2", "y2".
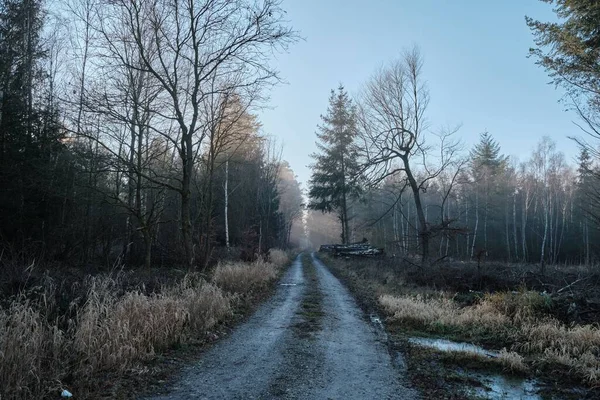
[{"x1": 142, "y1": 253, "x2": 417, "y2": 399}]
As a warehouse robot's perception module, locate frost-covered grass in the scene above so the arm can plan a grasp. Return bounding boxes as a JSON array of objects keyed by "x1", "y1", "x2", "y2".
[
  {"x1": 380, "y1": 290, "x2": 600, "y2": 385},
  {"x1": 0, "y1": 248, "x2": 290, "y2": 399},
  {"x1": 321, "y1": 254, "x2": 600, "y2": 386},
  {"x1": 212, "y1": 251, "x2": 289, "y2": 294}
]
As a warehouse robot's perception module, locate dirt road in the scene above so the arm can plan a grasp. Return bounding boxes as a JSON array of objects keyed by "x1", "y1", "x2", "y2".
[{"x1": 144, "y1": 253, "x2": 417, "y2": 399}]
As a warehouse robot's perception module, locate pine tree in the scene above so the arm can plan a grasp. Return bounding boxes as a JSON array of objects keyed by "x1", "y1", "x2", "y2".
[
  {"x1": 526, "y1": 1, "x2": 600, "y2": 101},
  {"x1": 308, "y1": 85, "x2": 361, "y2": 244},
  {"x1": 470, "y1": 132, "x2": 508, "y2": 174},
  {"x1": 469, "y1": 132, "x2": 508, "y2": 257}
]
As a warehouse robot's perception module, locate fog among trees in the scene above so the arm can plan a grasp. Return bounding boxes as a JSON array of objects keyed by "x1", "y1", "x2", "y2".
[
  {"x1": 307, "y1": 1, "x2": 600, "y2": 267},
  {"x1": 1, "y1": 0, "x2": 599, "y2": 269},
  {"x1": 0, "y1": 0, "x2": 303, "y2": 268}
]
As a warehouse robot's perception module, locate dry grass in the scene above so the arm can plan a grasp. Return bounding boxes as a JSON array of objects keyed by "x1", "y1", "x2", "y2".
[
  {"x1": 379, "y1": 293, "x2": 509, "y2": 334},
  {"x1": 0, "y1": 299, "x2": 65, "y2": 399},
  {"x1": 269, "y1": 248, "x2": 289, "y2": 266},
  {"x1": 379, "y1": 290, "x2": 600, "y2": 385},
  {"x1": 213, "y1": 259, "x2": 277, "y2": 294},
  {"x1": 175, "y1": 277, "x2": 232, "y2": 335},
  {"x1": 498, "y1": 348, "x2": 528, "y2": 373},
  {"x1": 74, "y1": 274, "x2": 231, "y2": 376},
  {"x1": 0, "y1": 249, "x2": 291, "y2": 399}
]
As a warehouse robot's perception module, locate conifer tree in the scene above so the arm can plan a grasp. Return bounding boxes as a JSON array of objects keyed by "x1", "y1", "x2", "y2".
[
  {"x1": 308, "y1": 85, "x2": 361, "y2": 244},
  {"x1": 469, "y1": 132, "x2": 508, "y2": 256}
]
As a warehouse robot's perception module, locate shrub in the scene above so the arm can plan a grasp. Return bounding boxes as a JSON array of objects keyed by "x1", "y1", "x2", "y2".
[
  {"x1": 0, "y1": 299, "x2": 65, "y2": 399},
  {"x1": 269, "y1": 248, "x2": 289, "y2": 267},
  {"x1": 498, "y1": 348, "x2": 528, "y2": 373},
  {"x1": 73, "y1": 276, "x2": 189, "y2": 375},
  {"x1": 213, "y1": 259, "x2": 278, "y2": 294}
]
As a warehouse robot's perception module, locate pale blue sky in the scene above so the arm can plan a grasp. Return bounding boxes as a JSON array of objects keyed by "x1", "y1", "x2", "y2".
[{"x1": 259, "y1": 0, "x2": 581, "y2": 189}]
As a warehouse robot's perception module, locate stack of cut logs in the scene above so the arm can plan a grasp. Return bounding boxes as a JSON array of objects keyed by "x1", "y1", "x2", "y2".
[{"x1": 319, "y1": 240, "x2": 384, "y2": 257}]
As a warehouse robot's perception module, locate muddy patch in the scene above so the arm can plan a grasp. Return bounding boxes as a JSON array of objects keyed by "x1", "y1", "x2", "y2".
[
  {"x1": 468, "y1": 373, "x2": 540, "y2": 399},
  {"x1": 408, "y1": 337, "x2": 542, "y2": 399}
]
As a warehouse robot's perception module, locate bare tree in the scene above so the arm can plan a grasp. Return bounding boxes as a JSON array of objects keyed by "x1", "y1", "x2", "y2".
[
  {"x1": 89, "y1": 0, "x2": 294, "y2": 267},
  {"x1": 277, "y1": 161, "x2": 304, "y2": 247},
  {"x1": 357, "y1": 47, "x2": 462, "y2": 265},
  {"x1": 197, "y1": 83, "x2": 260, "y2": 265}
]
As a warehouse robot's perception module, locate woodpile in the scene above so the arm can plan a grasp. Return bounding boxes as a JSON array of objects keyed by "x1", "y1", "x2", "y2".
[{"x1": 319, "y1": 240, "x2": 384, "y2": 257}]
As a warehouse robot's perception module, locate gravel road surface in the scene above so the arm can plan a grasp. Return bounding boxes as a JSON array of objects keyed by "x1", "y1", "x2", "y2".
[{"x1": 144, "y1": 253, "x2": 417, "y2": 400}]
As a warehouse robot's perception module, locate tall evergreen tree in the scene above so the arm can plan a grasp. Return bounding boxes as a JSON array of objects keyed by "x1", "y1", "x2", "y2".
[
  {"x1": 576, "y1": 147, "x2": 596, "y2": 264},
  {"x1": 308, "y1": 85, "x2": 361, "y2": 244},
  {"x1": 470, "y1": 132, "x2": 508, "y2": 174},
  {"x1": 527, "y1": 2, "x2": 600, "y2": 168},
  {"x1": 526, "y1": 1, "x2": 600, "y2": 102},
  {"x1": 0, "y1": 0, "x2": 57, "y2": 248},
  {"x1": 469, "y1": 132, "x2": 508, "y2": 256}
]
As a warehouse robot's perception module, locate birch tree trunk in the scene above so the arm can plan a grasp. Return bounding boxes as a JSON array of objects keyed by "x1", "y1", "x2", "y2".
[
  {"x1": 471, "y1": 191, "x2": 479, "y2": 258},
  {"x1": 505, "y1": 198, "x2": 511, "y2": 261},
  {"x1": 513, "y1": 191, "x2": 519, "y2": 261},
  {"x1": 522, "y1": 189, "x2": 530, "y2": 262},
  {"x1": 540, "y1": 193, "x2": 548, "y2": 274},
  {"x1": 224, "y1": 159, "x2": 230, "y2": 250}
]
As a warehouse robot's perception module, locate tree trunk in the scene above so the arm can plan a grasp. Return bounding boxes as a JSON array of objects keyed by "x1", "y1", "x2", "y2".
[
  {"x1": 181, "y1": 133, "x2": 194, "y2": 269},
  {"x1": 521, "y1": 190, "x2": 529, "y2": 262},
  {"x1": 513, "y1": 192, "x2": 519, "y2": 261},
  {"x1": 340, "y1": 154, "x2": 349, "y2": 244},
  {"x1": 465, "y1": 195, "x2": 469, "y2": 259},
  {"x1": 471, "y1": 191, "x2": 479, "y2": 259},
  {"x1": 224, "y1": 159, "x2": 230, "y2": 250},
  {"x1": 403, "y1": 157, "x2": 429, "y2": 265},
  {"x1": 143, "y1": 228, "x2": 152, "y2": 269},
  {"x1": 445, "y1": 199, "x2": 450, "y2": 257},
  {"x1": 540, "y1": 195, "x2": 548, "y2": 274},
  {"x1": 505, "y1": 197, "x2": 511, "y2": 262},
  {"x1": 483, "y1": 199, "x2": 488, "y2": 251}
]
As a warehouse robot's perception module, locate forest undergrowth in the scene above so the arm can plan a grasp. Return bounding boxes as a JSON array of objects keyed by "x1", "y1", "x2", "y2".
[
  {"x1": 322, "y1": 254, "x2": 600, "y2": 391},
  {"x1": 0, "y1": 249, "x2": 290, "y2": 400}
]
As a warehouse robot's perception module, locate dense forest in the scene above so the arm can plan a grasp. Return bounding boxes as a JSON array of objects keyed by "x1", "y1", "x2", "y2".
[
  {"x1": 349, "y1": 132, "x2": 596, "y2": 265},
  {"x1": 2, "y1": 0, "x2": 597, "y2": 270},
  {"x1": 308, "y1": 0, "x2": 600, "y2": 267},
  {"x1": 310, "y1": 100, "x2": 597, "y2": 266},
  {"x1": 0, "y1": 0, "x2": 303, "y2": 269}
]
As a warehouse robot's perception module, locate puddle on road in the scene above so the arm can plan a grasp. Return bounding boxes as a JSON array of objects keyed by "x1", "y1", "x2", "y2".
[
  {"x1": 279, "y1": 283, "x2": 298, "y2": 286},
  {"x1": 408, "y1": 337, "x2": 499, "y2": 358},
  {"x1": 409, "y1": 337, "x2": 542, "y2": 399},
  {"x1": 366, "y1": 314, "x2": 542, "y2": 398},
  {"x1": 369, "y1": 313, "x2": 389, "y2": 341},
  {"x1": 369, "y1": 313, "x2": 384, "y2": 330},
  {"x1": 469, "y1": 373, "x2": 540, "y2": 400}
]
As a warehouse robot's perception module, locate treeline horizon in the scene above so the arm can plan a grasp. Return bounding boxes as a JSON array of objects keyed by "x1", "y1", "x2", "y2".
[
  {"x1": 308, "y1": 0, "x2": 600, "y2": 267},
  {"x1": 306, "y1": 82, "x2": 598, "y2": 265},
  {"x1": 308, "y1": 130, "x2": 596, "y2": 265}
]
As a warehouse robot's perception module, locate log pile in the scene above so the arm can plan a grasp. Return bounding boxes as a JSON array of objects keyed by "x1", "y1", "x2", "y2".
[{"x1": 319, "y1": 240, "x2": 384, "y2": 257}]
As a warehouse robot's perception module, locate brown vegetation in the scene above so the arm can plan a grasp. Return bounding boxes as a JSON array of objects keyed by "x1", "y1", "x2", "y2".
[
  {"x1": 323, "y1": 254, "x2": 600, "y2": 387},
  {"x1": 213, "y1": 258, "x2": 279, "y2": 295},
  {"x1": 0, "y1": 250, "x2": 289, "y2": 400}
]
